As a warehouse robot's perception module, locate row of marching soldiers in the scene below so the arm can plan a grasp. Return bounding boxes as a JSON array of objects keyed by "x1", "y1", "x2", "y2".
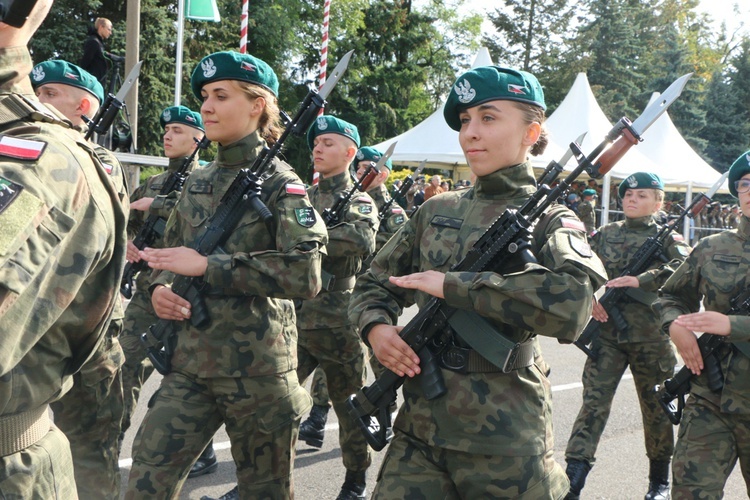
[{"x1": 2, "y1": 1, "x2": 749, "y2": 499}]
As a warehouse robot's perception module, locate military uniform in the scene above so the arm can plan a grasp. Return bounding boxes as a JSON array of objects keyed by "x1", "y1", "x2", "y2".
[
  {"x1": 565, "y1": 214, "x2": 689, "y2": 475},
  {"x1": 296, "y1": 168, "x2": 378, "y2": 477},
  {"x1": 0, "y1": 46, "x2": 128, "y2": 497},
  {"x1": 350, "y1": 162, "x2": 607, "y2": 498},
  {"x1": 655, "y1": 152, "x2": 750, "y2": 498}
]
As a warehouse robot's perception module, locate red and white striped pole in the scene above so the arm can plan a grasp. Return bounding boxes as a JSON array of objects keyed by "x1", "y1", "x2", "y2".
[
  {"x1": 312, "y1": 0, "x2": 331, "y2": 186},
  {"x1": 239, "y1": 0, "x2": 249, "y2": 53}
]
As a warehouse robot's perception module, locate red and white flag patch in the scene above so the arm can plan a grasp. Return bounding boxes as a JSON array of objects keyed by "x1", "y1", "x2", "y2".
[
  {"x1": 285, "y1": 183, "x2": 307, "y2": 196},
  {"x1": 0, "y1": 135, "x2": 46, "y2": 160},
  {"x1": 560, "y1": 217, "x2": 586, "y2": 232}
]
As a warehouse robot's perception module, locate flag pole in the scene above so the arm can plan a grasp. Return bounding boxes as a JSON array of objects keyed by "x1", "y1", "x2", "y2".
[
  {"x1": 318, "y1": 0, "x2": 331, "y2": 114},
  {"x1": 240, "y1": 0, "x2": 248, "y2": 53},
  {"x1": 174, "y1": 0, "x2": 185, "y2": 105}
]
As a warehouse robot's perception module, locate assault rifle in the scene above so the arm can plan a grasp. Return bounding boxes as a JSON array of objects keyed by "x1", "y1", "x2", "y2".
[
  {"x1": 655, "y1": 288, "x2": 750, "y2": 424},
  {"x1": 346, "y1": 73, "x2": 692, "y2": 451},
  {"x1": 84, "y1": 61, "x2": 142, "y2": 141},
  {"x1": 378, "y1": 160, "x2": 425, "y2": 220},
  {"x1": 574, "y1": 170, "x2": 729, "y2": 360},
  {"x1": 323, "y1": 142, "x2": 396, "y2": 227},
  {"x1": 120, "y1": 136, "x2": 210, "y2": 299},
  {"x1": 140, "y1": 50, "x2": 354, "y2": 375}
]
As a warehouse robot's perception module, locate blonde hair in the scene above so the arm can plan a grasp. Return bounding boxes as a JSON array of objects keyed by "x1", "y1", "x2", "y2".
[
  {"x1": 512, "y1": 101, "x2": 548, "y2": 156},
  {"x1": 236, "y1": 81, "x2": 283, "y2": 144},
  {"x1": 95, "y1": 18, "x2": 111, "y2": 28}
]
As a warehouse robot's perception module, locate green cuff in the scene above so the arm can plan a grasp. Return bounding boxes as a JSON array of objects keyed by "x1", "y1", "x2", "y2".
[
  {"x1": 203, "y1": 254, "x2": 234, "y2": 289},
  {"x1": 636, "y1": 271, "x2": 657, "y2": 292},
  {"x1": 443, "y1": 271, "x2": 476, "y2": 311},
  {"x1": 728, "y1": 315, "x2": 750, "y2": 343}
]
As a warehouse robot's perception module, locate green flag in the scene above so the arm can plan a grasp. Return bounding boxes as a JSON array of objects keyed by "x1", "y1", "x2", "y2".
[{"x1": 186, "y1": 0, "x2": 220, "y2": 22}]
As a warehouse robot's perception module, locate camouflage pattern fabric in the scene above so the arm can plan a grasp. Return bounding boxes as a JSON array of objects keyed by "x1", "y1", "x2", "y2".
[
  {"x1": 349, "y1": 162, "x2": 607, "y2": 495},
  {"x1": 577, "y1": 199, "x2": 596, "y2": 234},
  {"x1": 655, "y1": 216, "x2": 750, "y2": 497},
  {"x1": 0, "y1": 46, "x2": 128, "y2": 496},
  {"x1": 126, "y1": 131, "x2": 326, "y2": 498},
  {"x1": 126, "y1": 370, "x2": 309, "y2": 500},
  {"x1": 566, "y1": 215, "x2": 688, "y2": 465},
  {"x1": 296, "y1": 170, "x2": 378, "y2": 472},
  {"x1": 119, "y1": 155, "x2": 199, "y2": 442}
]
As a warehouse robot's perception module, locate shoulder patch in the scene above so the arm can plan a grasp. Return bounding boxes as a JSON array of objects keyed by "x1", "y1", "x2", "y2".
[
  {"x1": 560, "y1": 217, "x2": 586, "y2": 232},
  {"x1": 101, "y1": 162, "x2": 113, "y2": 174},
  {"x1": 671, "y1": 233, "x2": 684, "y2": 242},
  {"x1": 676, "y1": 246, "x2": 690, "y2": 257},
  {"x1": 356, "y1": 196, "x2": 373, "y2": 204},
  {"x1": 0, "y1": 176, "x2": 24, "y2": 214},
  {"x1": 0, "y1": 135, "x2": 46, "y2": 161},
  {"x1": 569, "y1": 234, "x2": 593, "y2": 257},
  {"x1": 391, "y1": 207, "x2": 404, "y2": 214},
  {"x1": 295, "y1": 207, "x2": 317, "y2": 227},
  {"x1": 358, "y1": 203, "x2": 373, "y2": 215},
  {"x1": 286, "y1": 183, "x2": 307, "y2": 196},
  {"x1": 430, "y1": 215, "x2": 462, "y2": 229}
]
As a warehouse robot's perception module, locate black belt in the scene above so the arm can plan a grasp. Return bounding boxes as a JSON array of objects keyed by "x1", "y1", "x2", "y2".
[{"x1": 439, "y1": 339, "x2": 535, "y2": 373}]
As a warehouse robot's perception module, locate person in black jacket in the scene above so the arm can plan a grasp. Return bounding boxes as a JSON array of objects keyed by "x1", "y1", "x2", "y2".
[{"x1": 79, "y1": 17, "x2": 113, "y2": 83}]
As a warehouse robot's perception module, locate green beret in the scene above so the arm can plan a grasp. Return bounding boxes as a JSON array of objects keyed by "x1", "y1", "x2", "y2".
[
  {"x1": 728, "y1": 150, "x2": 750, "y2": 197},
  {"x1": 582, "y1": 189, "x2": 597, "y2": 197},
  {"x1": 307, "y1": 115, "x2": 360, "y2": 150},
  {"x1": 30, "y1": 60, "x2": 104, "y2": 104},
  {"x1": 443, "y1": 66, "x2": 546, "y2": 131},
  {"x1": 618, "y1": 172, "x2": 664, "y2": 198},
  {"x1": 191, "y1": 51, "x2": 279, "y2": 99},
  {"x1": 355, "y1": 146, "x2": 392, "y2": 170},
  {"x1": 159, "y1": 105, "x2": 204, "y2": 131}
]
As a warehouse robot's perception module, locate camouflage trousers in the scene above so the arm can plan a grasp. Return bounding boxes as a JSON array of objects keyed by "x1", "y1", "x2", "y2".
[
  {"x1": 308, "y1": 348, "x2": 387, "y2": 407},
  {"x1": 125, "y1": 369, "x2": 311, "y2": 500},
  {"x1": 119, "y1": 290, "x2": 157, "y2": 443},
  {"x1": 372, "y1": 428, "x2": 569, "y2": 499},
  {"x1": 50, "y1": 333, "x2": 124, "y2": 500},
  {"x1": 566, "y1": 335, "x2": 676, "y2": 464},
  {"x1": 297, "y1": 325, "x2": 371, "y2": 472},
  {"x1": 672, "y1": 395, "x2": 750, "y2": 499},
  {"x1": 0, "y1": 424, "x2": 78, "y2": 499}
]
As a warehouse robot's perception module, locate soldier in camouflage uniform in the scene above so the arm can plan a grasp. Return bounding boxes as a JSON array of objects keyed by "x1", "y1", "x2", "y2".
[
  {"x1": 0, "y1": 1, "x2": 128, "y2": 496},
  {"x1": 349, "y1": 65, "x2": 607, "y2": 498},
  {"x1": 564, "y1": 172, "x2": 690, "y2": 500},
  {"x1": 295, "y1": 115, "x2": 378, "y2": 500},
  {"x1": 578, "y1": 188, "x2": 597, "y2": 234},
  {"x1": 299, "y1": 145, "x2": 407, "y2": 448},
  {"x1": 30, "y1": 58, "x2": 131, "y2": 499},
  {"x1": 655, "y1": 151, "x2": 750, "y2": 499},
  {"x1": 117, "y1": 105, "x2": 216, "y2": 476},
  {"x1": 124, "y1": 51, "x2": 328, "y2": 500}
]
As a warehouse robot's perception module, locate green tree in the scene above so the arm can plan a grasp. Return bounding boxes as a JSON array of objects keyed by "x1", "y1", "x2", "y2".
[{"x1": 699, "y1": 69, "x2": 749, "y2": 171}]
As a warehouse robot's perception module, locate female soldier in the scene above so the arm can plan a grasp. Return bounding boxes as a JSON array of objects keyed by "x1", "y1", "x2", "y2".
[
  {"x1": 349, "y1": 66, "x2": 607, "y2": 498},
  {"x1": 125, "y1": 51, "x2": 328, "y2": 499},
  {"x1": 655, "y1": 150, "x2": 750, "y2": 499}
]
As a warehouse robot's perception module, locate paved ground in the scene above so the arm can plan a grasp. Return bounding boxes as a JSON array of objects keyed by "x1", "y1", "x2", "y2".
[{"x1": 118, "y1": 305, "x2": 746, "y2": 499}]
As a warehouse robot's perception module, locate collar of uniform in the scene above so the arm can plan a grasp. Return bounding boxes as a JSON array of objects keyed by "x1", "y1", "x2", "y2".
[
  {"x1": 318, "y1": 170, "x2": 353, "y2": 194},
  {"x1": 167, "y1": 155, "x2": 190, "y2": 173},
  {"x1": 0, "y1": 47, "x2": 36, "y2": 96},
  {"x1": 216, "y1": 130, "x2": 264, "y2": 168},
  {"x1": 624, "y1": 215, "x2": 656, "y2": 229},
  {"x1": 368, "y1": 183, "x2": 389, "y2": 206},
  {"x1": 738, "y1": 216, "x2": 750, "y2": 240},
  {"x1": 474, "y1": 161, "x2": 536, "y2": 200}
]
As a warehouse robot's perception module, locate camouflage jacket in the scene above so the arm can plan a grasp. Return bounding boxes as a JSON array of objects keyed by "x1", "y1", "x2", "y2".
[
  {"x1": 0, "y1": 46, "x2": 128, "y2": 414},
  {"x1": 296, "y1": 171, "x2": 378, "y2": 330},
  {"x1": 152, "y1": 131, "x2": 327, "y2": 377},
  {"x1": 656, "y1": 215, "x2": 750, "y2": 414},
  {"x1": 368, "y1": 183, "x2": 407, "y2": 252},
  {"x1": 349, "y1": 162, "x2": 607, "y2": 455},
  {"x1": 592, "y1": 215, "x2": 690, "y2": 343},
  {"x1": 577, "y1": 199, "x2": 596, "y2": 234},
  {"x1": 128, "y1": 155, "x2": 199, "y2": 296}
]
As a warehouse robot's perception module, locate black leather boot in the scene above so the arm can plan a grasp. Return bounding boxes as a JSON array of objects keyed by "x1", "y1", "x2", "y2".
[
  {"x1": 565, "y1": 459, "x2": 592, "y2": 500},
  {"x1": 200, "y1": 485, "x2": 238, "y2": 500},
  {"x1": 189, "y1": 440, "x2": 218, "y2": 478},
  {"x1": 298, "y1": 404, "x2": 329, "y2": 448},
  {"x1": 336, "y1": 469, "x2": 366, "y2": 500},
  {"x1": 645, "y1": 460, "x2": 670, "y2": 500}
]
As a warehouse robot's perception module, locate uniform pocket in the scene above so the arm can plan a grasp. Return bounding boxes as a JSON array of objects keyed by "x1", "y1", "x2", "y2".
[
  {"x1": 701, "y1": 256, "x2": 740, "y2": 294},
  {"x1": 256, "y1": 385, "x2": 312, "y2": 433}
]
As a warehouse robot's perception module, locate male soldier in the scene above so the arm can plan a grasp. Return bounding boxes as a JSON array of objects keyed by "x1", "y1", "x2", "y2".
[
  {"x1": 298, "y1": 146, "x2": 406, "y2": 449},
  {"x1": 30, "y1": 58, "x2": 130, "y2": 499},
  {"x1": 297, "y1": 115, "x2": 378, "y2": 499},
  {"x1": 117, "y1": 105, "x2": 214, "y2": 476},
  {"x1": 727, "y1": 204, "x2": 740, "y2": 229},
  {"x1": 578, "y1": 187, "x2": 598, "y2": 234},
  {"x1": 0, "y1": 1, "x2": 128, "y2": 497},
  {"x1": 565, "y1": 173, "x2": 690, "y2": 500}
]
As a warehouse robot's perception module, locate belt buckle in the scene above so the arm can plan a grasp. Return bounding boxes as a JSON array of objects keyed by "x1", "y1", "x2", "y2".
[
  {"x1": 440, "y1": 346, "x2": 470, "y2": 373},
  {"x1": 502, "y1": 343, "x2": 521, "y2": 373}
]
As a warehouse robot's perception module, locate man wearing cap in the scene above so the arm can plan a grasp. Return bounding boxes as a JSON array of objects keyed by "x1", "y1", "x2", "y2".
[
  {"x1": 31, "y1": 58, "x2": 131, "y2": 499},
  {"x1": 565, "y1": 172, "x2": 690, "y2": 500},
  {"x1": 655, "y1": 150, "x2": 750, "y2": 499},
  {"x1": 296, "y1": 115, "x2": 378, "y2": 499},
  {"x1": 0, "y1": 1, "x2": 128, "y2": 496},
  {"x1": 579, "y1": 188, "x2": 598, "y2": 234},
  {"x1": 298, "y1": 145, "x2": 407, "y2": 451},
  {"x1": 117, "y1": 105, "x2": 212, "y2": 474}
]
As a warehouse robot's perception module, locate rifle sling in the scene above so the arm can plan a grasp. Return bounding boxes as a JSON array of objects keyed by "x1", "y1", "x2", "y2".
[
  {"x1": 624, "y1": 287, "x2": 658, "y2": 307},
  {"x1": 447, "y1": 309, "x2": 534, "y2": 373}
]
